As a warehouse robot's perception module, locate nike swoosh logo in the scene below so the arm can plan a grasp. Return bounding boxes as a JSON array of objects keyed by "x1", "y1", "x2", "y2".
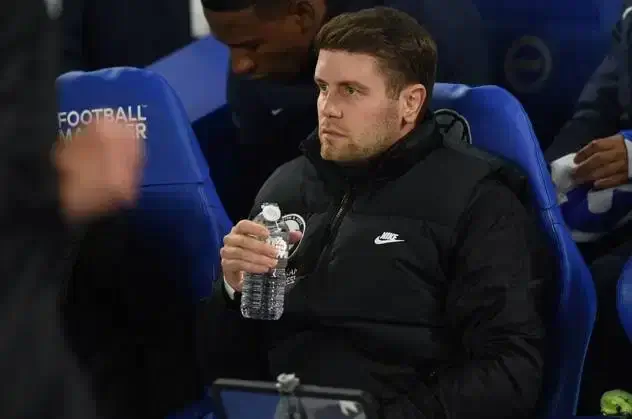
[
  {"x1": 374, "y1": 237, "x2": 405, "y2": 245},
  {"x1": 271, "y1": 108, "x2": 283, "y2": 116}
]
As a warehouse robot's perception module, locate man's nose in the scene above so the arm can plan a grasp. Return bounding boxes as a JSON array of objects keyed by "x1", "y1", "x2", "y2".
[{"x1": 320, "y1": 97, "x2": 342, "y2": 118}]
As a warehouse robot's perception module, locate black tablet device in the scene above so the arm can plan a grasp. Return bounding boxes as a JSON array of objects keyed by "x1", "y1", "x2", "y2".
[{"x1": 211, "y1": 377, "x2": 378, "y2": 419}]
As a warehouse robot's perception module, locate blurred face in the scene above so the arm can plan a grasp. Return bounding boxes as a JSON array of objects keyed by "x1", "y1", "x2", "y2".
[
  {"x1": 205, "y1": 6, "x2": 317, "y2": 79},
  {"x1": 314, "y1": 50, "x2": 425, "y2": 162}
]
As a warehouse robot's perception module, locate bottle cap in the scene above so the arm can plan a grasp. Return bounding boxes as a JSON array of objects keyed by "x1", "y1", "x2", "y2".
[{"x1": 261, "y1": 204, "x2": 281, "y2": 222}]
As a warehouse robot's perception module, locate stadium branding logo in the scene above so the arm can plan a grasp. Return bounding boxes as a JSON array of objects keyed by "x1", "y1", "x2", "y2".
[
  {"x1": 434, "y1": 108, "x2": 472, "y2": 144},
  {"x1": 57, "y1": 105, "x2": 149, "y2": 141},
  {"x1": 504, "y1": 35, "x2": 552, "y2": 94}
]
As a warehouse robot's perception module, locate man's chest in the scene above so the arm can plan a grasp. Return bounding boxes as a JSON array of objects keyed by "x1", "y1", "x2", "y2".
[{"x1": 282, "y1": 197, "x2": 449, "y2": 323}]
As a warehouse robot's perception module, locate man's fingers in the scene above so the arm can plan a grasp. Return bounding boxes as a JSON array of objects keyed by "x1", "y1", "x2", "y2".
[
  {"x1": 575, "y1": 137, "x2": 619, "y2": 164},
  {"x1": 221, "y1": 258, "x2": 271, "y2": 275},
  {"x1": 594, "y1": 173, "x2": 629, "y2": 189},
  {"x1": 580, "y1": 159, "x2": 625, "y2": 183},
  {"x1": 575, "y1": 141, "x2": 599, "y2": 164},
  {"x1": 223, "y1": 233, "x2": 278, "y2": 258},
  {"x1": 289, "y1": 231, "x2": 303, "y2": 244},
  {"x1": 220, "y1": 246, "x2": 278, "y2": 268},
  {"x1": 234, "y1": 219, "x2": 270, "y2": 237},
  {"x1": 573, "y1": 151, "x2": 615, "y2": 182}
]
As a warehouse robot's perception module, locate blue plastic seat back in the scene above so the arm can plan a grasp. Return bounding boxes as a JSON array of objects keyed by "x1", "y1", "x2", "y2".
[
  {"x1": 56, "y1": 67, "x2": 233, "y2": 300},
  {"x1": 617, "y1": 258, "x2": 632, "y2": 344},
  {"x1": 432, "y1": 83, "x2": 596, "y2": 417},
  {"x1": 148, "y1": 36, "x2": 230, "y2": 124},
  {"x1": 149, "y1": 37, "x2": 241, "y2": 212},
  {"x1": 471, "y1": 0, "x2": 622, "y2": 142}
]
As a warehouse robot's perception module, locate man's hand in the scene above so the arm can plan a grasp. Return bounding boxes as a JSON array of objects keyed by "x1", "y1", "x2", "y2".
[
  {"x1": 220, "y1": 220, "x2": 303, "y2": 292},
  {"x1": 573, "y1": 134, "x2": 629, "y2": 189},
  {"x1": 55, "y1": 121, "x2": 144, "y2": 222}
]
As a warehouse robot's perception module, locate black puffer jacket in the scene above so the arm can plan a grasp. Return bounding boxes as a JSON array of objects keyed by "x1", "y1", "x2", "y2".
[{"x1": 198, "y1": 113, "x2": 548, "y2": 419}]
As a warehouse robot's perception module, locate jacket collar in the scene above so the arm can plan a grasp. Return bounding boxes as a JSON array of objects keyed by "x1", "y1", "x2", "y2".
[{"x1": 300, "y1": 112, "x2": 444, "y2": 188}]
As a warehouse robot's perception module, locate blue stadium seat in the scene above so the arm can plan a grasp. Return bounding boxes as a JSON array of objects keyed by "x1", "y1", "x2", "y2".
[
  {"x1": 57, "y1": 67, "x2": 232, "y2": 300},
  {"x1": 472, "y1": 0, "x2": 622, "y2": 144},
  {"x1": 433, "y1": 83, "x2": 596, "y2": 418},
  {"x1": 148, "y1": 36, "x2": 229, "y2": 124},
  {"x1": 617, "y1": 258, "x2": 632, "y2": 344},
  {"x1": 149, "y1": 37, "x2": 239, "y2": 216}
]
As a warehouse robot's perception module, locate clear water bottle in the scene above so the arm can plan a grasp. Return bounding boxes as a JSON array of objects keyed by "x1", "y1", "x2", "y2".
[{"x1": 241, "y1": 203, "x2": 290, "y2": 320}]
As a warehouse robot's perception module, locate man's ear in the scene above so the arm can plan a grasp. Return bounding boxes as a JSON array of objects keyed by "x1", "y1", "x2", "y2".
[
  {"x1": 400, "y1": 84, "x2": 426, "y2": 124},
  {"x1": 290, "y1": 0, "x2": 318, "y2": 33}
]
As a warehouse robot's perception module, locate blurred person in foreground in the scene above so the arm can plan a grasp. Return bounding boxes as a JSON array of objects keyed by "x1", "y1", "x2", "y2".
[
  {"x1": 1, "y1": 1, "x2": 143, "y2": 417},
  {"x1": 201, "y1": 0, "x2": 491, "y2": 220},
  {"x1": 198, "y1": 7, "x2": 549, "y2": 419}
]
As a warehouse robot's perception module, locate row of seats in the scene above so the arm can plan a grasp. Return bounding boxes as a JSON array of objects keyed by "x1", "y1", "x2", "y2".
[{"x1": 57, "y1": 67, "x2": 596, "y2": 418}]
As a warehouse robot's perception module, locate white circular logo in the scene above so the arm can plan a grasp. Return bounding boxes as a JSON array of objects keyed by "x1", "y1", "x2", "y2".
[
  {"x1": 504, "y1": 36, "x2": 552, "y2": 94},
  {"x1": 282, "y1": 213, "x2": 306, "y2": 259}
]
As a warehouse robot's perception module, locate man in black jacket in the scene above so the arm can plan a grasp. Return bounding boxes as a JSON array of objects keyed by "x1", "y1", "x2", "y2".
[
  {"x1": 198, "y1": 7, "x2": 546, "y2": 418},
  {"x1": 202, "y1": 0, "x2": 491, "y2": 220}
]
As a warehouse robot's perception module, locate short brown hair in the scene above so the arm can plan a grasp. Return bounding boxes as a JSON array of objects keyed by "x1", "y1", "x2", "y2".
[{"x1": 314, "y1": 7, "x2": 437, "y2": 102}]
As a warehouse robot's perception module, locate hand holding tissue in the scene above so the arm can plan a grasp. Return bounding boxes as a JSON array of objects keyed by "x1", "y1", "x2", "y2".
[{"x1": 551, "y1": 135, "x2": 632, "y2": 242}]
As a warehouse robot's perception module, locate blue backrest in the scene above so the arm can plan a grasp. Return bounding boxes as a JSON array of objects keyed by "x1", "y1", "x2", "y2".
[
  {"x1": 617, "y1": 258, "x2": 632, "y2": 344},
  {"x1": 472, "y1": 0, "x2": 621, "y2": 141},
  {"x1": 433, "y1": 83, "x2": 596, "y2": 417},
  {"x1": 57, "y1": 68, "x2": 233, "y2": 300},
  {"x1": 148, "y1": 37, "x2": 240, "y2": 211},
  {"x1": 148, "y1": 36, "x2": 229, "y2": 124}
]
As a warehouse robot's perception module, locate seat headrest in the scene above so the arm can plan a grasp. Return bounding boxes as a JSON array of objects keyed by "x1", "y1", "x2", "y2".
[
  {"x1": 432, "y1": 83, "x2": 556, "y2": 209},
  {"x1": 148, "y1": 36, "x2": 229, "y2": 123},
  {"x1": 57, "y1": 67, "x2": 209, "y2": 186}
]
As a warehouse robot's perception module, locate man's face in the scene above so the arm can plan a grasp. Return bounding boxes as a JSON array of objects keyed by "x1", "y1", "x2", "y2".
[
  {"x1": 205, "y1": 7, "x2": 313, "y2": 78},
  {"x1": 314, "y1": 50, "x2": 405, "y2": 162}
]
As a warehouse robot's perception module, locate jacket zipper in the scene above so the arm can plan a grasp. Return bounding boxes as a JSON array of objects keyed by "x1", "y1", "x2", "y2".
[{"x1": 315, "y1": 188, "x2": 355, "y2": 271}]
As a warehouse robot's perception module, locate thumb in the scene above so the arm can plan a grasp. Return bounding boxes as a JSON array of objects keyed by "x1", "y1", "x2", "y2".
[{"x1": 289, "y1": 231, "x2": 303, "y2": 244}]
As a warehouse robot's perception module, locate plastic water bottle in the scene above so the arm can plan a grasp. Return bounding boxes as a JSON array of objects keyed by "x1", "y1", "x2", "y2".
[{"x1": 241, "y1": 203, "x2": 290, "y2": 320}]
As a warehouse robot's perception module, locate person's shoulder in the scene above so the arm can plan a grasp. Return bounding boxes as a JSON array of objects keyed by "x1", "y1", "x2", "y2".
[
  {"x1": 256, "y1": 157, "x2": 311, "y2": 198},
  {"x1": 438, "y1": 137, "x2": 532, "y2": 212},
  {"x1": 226, "y1": 71, "x2": 257, "y2": 105},
  {"x1": 272, "y1": 156, "x2": 310, "y2": 179}
]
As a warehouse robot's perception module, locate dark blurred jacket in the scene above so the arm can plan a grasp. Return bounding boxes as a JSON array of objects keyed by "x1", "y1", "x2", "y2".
[
  {"x1": 0, "y1": 1, "x2": 100, "y2": 418},
  {"x1": 61, "y1": 214, "x2": 202, "y2": 419}
]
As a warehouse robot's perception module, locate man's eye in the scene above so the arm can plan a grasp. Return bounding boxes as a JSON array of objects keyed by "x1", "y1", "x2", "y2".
[{"x1": 343, "y1": 86, "x2": 357, "y2": 95}]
